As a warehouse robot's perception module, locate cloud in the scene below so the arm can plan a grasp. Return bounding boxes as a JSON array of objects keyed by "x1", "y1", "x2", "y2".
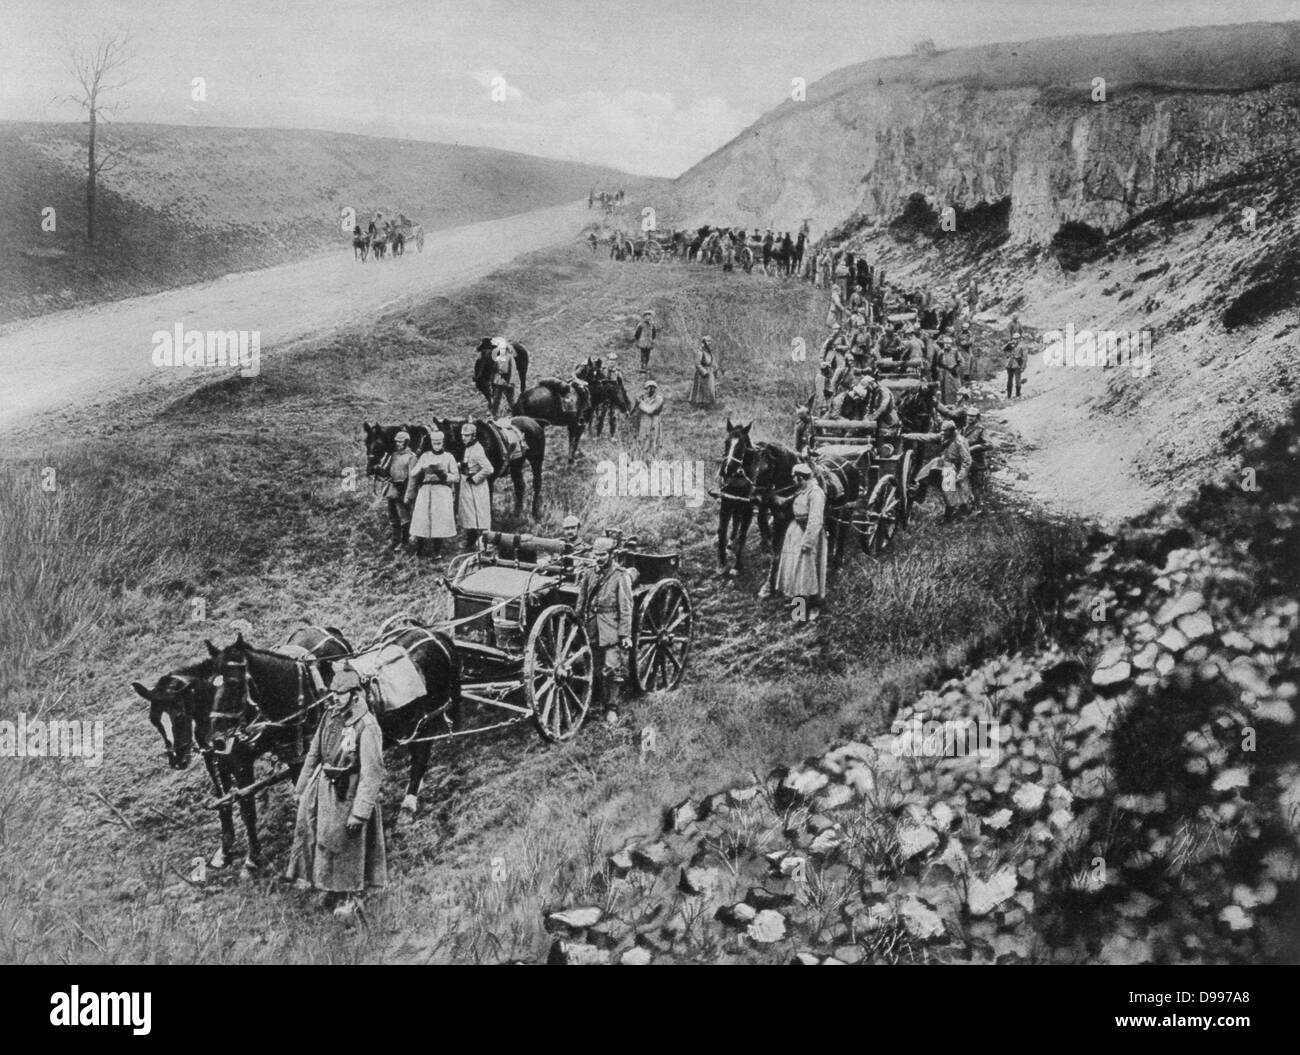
[{"x1": 469, "y1": 68, "x2": 523, "y2": 101}]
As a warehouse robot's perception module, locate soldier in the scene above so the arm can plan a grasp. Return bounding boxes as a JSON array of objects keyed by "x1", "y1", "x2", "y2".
[
  {"x1": 775, "y1": 463, "x2": 827, "y2": 621},
  {"x1": 457, "y1": 422, "x2": 493, "y2": 549},
  {"x1": 830, "y1": 380, "x2": 871, "y2": 421},
  {"x1": 489, "y1": 339, "x2": 517, "y2": 416},
  {"x1": 1005, "y1": 339, "x2": 1026, "y2": 399},
  {"x1": 576, "y1": 537, "x2": 633, "y2": 725},
  {"x1": 287, "y1": 669, "x2": 386, "y2": 921},
  {"x1": 963, "y1": 407, "x2": 989, "y2": 503},
  {"x1": 634, "y1": 379, "x2": 664, "y2": 455},
  {"x1": 383, "y1": 431, "x2": 417, "y2": 550},
  {"x1": 958, "y1": 320, "x2": 975, "y2": 382},
  {"x1": 406, "y1": 429, "x2": 459, "y2": 558},
  {"x1": 860, "y1": 376, "x2": 900, "y2": 427},
  {"x1": 906, "y1": 419, "x2": 972, "y2": 521},
  {"x1": 634, "y1": 310, "x2": 657, "y2": 375},
  {"x1": 848, "y1": 284, "x2": 868, "y2": 316},
  {"x1": 935, "y1": 334, "x2": 962, "y2": 404}
]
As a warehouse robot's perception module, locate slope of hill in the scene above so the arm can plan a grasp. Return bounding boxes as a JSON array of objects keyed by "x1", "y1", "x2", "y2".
[
  {"x1": 663, "y1": 22, "x2": 1300, "y2": 243},
  {"x1": 0, "y1": 123, "x2": 647, "y2": 321}
]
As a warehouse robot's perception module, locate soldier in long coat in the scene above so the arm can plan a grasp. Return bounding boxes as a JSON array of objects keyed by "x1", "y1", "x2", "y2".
[
  {"x1": 906, "y1": 419, "x2": 973, "y2": 521},
  {"x1": 576, "y1": 537, "x2": 633, "y2": 724},
  {"x1": 406, "y1": 430, "x2": 459, "y2": 557},
  {"x1": 776, "y1": 463, "x2": 827, "y2": 620},
  {"x1": 690, "y1": 337, "x2": 718, "y2": 407},
  {"x1": 489, "y1": 339, "x2": 516, "y2": 416},
  {"x1": 457, "y1": 423, "x2": 493, "y2": 548},
  {"x1": 287, "y1": 670, "x2": 386, "y2": 919}
]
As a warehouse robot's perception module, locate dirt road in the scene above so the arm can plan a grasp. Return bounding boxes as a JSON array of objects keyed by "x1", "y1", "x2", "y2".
[{"x1": 0, "y1": 200, "x2": 590, "y2": 435}]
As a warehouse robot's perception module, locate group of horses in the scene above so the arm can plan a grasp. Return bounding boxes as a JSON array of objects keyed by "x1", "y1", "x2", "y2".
[
  {"x1": 133, "y1": 621, "x2": 461, "y2": 873},
  {"x1": 129, "y1": 337, "x2": 642, "y2": 873},
  {"x1": 352, "y1": 220, "x2": 424, "y2": 262},
  {"x1": 606, "y1": 225, "x2": 809, "y2": 277}
]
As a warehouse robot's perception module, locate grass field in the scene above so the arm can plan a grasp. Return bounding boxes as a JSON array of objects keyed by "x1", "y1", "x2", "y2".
[{"x1": 0, "y1": 246, "x2": 1083, "y2": 963}]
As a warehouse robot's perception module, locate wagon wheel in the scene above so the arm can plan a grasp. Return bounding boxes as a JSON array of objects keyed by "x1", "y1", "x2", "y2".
[
  {"x1": 859, "y1": 475, "x2": 902, "y2": 554},
  {"x1": 630, "y1": 579, "x2": 693, "y2": 692},
  {"x1": 896, "y1": 449, "x2": 916, "y2": 528},
  {"x1": 524, "y1": 605, "x2": 593, "y2": 741},
  {"x1": 645, "y1": 240, "x2": 664, "y2": 264}
]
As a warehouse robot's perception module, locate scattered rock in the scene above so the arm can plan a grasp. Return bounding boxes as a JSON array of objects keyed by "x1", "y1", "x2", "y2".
[{"x1": 747, "y1": 910, "x2": 787, "y2": 944}]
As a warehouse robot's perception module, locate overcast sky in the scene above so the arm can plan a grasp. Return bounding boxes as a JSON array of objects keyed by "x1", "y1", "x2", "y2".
[{"x1": 2, "y1": 0, "x2": 1296, "y2": 176}]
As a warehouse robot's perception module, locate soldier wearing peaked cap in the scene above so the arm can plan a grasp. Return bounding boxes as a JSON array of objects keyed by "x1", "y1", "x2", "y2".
[{"x1": 576, "y1": 537, "x2": 632, "y2": 725}]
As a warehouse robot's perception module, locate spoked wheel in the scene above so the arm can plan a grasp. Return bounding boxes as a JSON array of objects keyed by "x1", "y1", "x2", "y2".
[
  {"x1": 896, "y1": 449, "x2": 916, "y2": 528},
  {"x1": 859, "y1": 476, "x2": 902, "y2": 554},
  {"x1": 524, "y1": 605, "x2": 593, "y2": 741},
  {"x1": 630, "y1": 579, "x2": 693, "y2": 692}
]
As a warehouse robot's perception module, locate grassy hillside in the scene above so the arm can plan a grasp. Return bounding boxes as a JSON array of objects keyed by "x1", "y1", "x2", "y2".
[{"x1": 0, "y1": 122, "x2": 649, "y2": 321}]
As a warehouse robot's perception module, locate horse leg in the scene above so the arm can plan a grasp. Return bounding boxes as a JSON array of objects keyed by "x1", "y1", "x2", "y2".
[
  {"x1": 235, "y1": 753, "x2": 262, "y2": 873},
  {"x1": 717, "y1": 506, "x2": 731, "y2": 572},
  {"x1": 730, "y1": 506, "x2": 753, "y2": 576},
  {"x1": 401, "y1": 732, "x2": 433, "y2": 821},
  {"x1": 511, "y1": 461, "x2": 525, "y2": 517},
  {"x1": 528, "y1": 447, "x2": 543, "y2": 519},
  {"x1": 761, "y1": 518, "x2": 788, "y2": 597},
  {"x1": 207, "y1": 755, "x2": 236, "y2": 869}
]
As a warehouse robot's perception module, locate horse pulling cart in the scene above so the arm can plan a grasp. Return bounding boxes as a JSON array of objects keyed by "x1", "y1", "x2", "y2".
[
  {"x1": 409, "y1": 530, "x2": 693, "y2": 743},
  {"x1": 806, "y1": 415, "x2": 925, "y2": 555}
]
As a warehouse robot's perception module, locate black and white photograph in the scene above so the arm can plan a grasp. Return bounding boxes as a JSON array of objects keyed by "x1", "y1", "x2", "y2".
[{"x1": 0, "y1": 0, "x2": 1297, "y2": 992}]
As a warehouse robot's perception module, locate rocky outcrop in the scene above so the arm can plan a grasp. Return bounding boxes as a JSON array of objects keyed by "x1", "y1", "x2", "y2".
[
  {"x1": 539, "y1": 429, "x2": 1300, "y2": 963},
  {"x1": 667, "y1": 23, "x2": 1300, "y2": 244}
]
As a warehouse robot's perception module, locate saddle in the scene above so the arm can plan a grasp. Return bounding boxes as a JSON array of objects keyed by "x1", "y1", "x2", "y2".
[
  {"x1": 344, "y1": 647, "x2": 426, "y2": 715},
  {"x1": 491, "y1": 418, "x2": 528, "y2": 462},
  {"x1": 538, "y1": 378, "x2": 584, "y2": 417},
  {"x1": 272, "y1": 642, "x2": 328, "y2": 694}
]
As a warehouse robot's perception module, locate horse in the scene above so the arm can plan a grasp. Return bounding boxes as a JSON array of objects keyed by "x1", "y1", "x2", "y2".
[
  {"x1": 473, "y1": 338, "x2": 530, "y2": 411},
  {"x1": 391, "y1": 229, "x2": 406, "y2": 256},
  {"x1": 132, "y1": 625, "x2": 351, "y2": 871},
  {"x1": 432, "y1": 415, "x2": 547, "y2": 520},
  {"x1": 352, "y1": 226, "x2": 370, "y2": 262},
  {"x1": 516, "y1": 379, "x2": 589, "y2": 462},
  {"x1": 716, "y1": 420, "x2": 798, "y2": 591},
  {"x1": 809, "y1": 451, "x2": 868, "y2": 568},
  {"x1": 372, "y1": 232, "x2": 388, "y2": 260},
  {"x1": 339, "y1": 621, "x2": 462, "y2": 820}
]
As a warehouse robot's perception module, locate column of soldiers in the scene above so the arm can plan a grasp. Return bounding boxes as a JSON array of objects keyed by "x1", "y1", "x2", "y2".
[{"x1": 810, "y1": 262, "x2": 990, "y2": 522}]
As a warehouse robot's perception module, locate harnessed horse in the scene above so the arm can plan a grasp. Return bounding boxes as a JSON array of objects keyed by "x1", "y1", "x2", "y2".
[{"x1": 715, "y1": 420, "x2": 798, "y2": 593}]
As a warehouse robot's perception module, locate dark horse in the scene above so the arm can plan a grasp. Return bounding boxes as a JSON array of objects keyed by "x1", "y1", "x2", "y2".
[
  {"x1": 342, "y1": 621, "x2": 462, "y2": 819},
  {"x1": 434, "y1": 415, "x2": 547, "y2": 520},
  {"x1": 473, "y1": 338, "x2": 530, "y2": 409},
  {"x1": 516, "y1": 376, "x2": 591, "y2": 462},
  {"x1": 352, "y1": 226, "x2": 370, "y2": 262},
  {"x1": 132, "y1": 625, "x2": 351, "y2": 871},
  {"x1": 716, "y1": 419, "x2": 798, "y2": 595}
]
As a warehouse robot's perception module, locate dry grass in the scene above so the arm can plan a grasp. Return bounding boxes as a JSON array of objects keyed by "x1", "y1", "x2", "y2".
[{"x1": 0, "y1": 246, "x2": 1081, "y2": 962}]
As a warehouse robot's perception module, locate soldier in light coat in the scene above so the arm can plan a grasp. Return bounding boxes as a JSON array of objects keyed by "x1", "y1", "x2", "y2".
[
  {"x1": 576, "y1": 537, "x2": 633, "y2": 724},
  {"x1": 287, "y1": 670, "x2": 386, "y2": 920},
  {"x1": 406, "y1": 430, "x2": 459, "y2": 558},
  {"x1": 775, "y1": 463, "x2": 827, "y2": 620},
  {"x1": 457, "y1": 423, "x2": 493, "y2": 549}
]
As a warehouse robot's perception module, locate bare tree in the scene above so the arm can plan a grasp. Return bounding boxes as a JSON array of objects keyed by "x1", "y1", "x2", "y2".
[{"x1": 62, "y1": 31, "x2": 137, "y2": 245}]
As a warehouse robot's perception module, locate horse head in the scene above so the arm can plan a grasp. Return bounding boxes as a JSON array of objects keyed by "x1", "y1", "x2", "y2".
[
  {"x1": 362, "y1": 421, "x2": 397, "y2": 479},
  {"x1": 205, "y1": 636, "x2": 257, "y2": 756},
  {"x1": 132, "y1": 660, "x2": 215, "y2": 769},
  {"x1": 720, "y1": 418, "x2": 756, "y2": 484}
]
